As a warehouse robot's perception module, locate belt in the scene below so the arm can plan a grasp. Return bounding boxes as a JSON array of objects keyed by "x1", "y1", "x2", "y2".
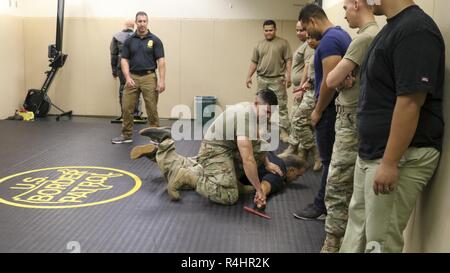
[
  {"x1": 257, "y1": 75, "x2": 284, "y2": 79},
  {"x1": 131, "y1": 70, "x2": 155, "y2": 76},
  {"x1": 336, "y1": 104, "x2": 357, "y2": 114}
]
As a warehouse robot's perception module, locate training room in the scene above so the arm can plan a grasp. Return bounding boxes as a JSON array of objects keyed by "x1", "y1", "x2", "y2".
[{"x1": 0, "y1": 0, "x2": 449, "y2": 254}]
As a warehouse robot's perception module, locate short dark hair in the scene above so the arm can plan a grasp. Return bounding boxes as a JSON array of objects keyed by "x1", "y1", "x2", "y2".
[
  {"x1": 256, "y1": 89, "x2": 278, "y2": 106},
  {"x1": 298, "y1": 3, "x2": 327, "y2": 22},
  {"x1": 263, "y1": 19, "x2": 276, "y2": 29},
  {"x1": 135, "y1": 11, "x2": 148, "y2": 21},
  {"x1": 279, "y1": 154, "x2": 307, "y2": 170}
]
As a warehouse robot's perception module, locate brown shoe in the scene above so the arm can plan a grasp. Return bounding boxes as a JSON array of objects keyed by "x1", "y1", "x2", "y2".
[
  {"x1": 280, "y1": 129, "x2": 290, "y2": 143},
  {"x1": 279, "y1": 144, "x2": 297, "y2": 157},
  {"x1": 297, "y1": 147, "x2": 308, "y2": 162},
  {"x1": 320, "y1": 234, "x2": 341, "y2": 253},
  {"x1": 130, "y1": 144, "x2": 157, "y2": 160},
  {"x1": 311, "y1": 146, "x2": 322, "y2": 172}
]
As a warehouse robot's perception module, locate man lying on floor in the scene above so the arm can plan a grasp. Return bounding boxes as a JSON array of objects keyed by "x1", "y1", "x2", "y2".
[{"x1": 129, "y1": 89, "x2": 306, "y2": 207}]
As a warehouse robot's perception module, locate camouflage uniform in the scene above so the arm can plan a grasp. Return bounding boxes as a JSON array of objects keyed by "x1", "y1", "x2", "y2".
[
  {"x1": 157, "y1": 102, "x2": 267, "y2": 205},
  {"x1": 257, "y1": 76, "x2": 289, "y2": 132},
  {"x1": 252, "y1": 36, "x2": 292, "y2": 133},
  {"x1": 156, "y1": 139, "x2": 203, "y2": 183},
  {"x1": 289, "y1": 50, "x2": 317, "y2": 153},
  {"x1": 195, "y1": 140, "x2": 265, "y2": 205},
  {"x1": 322, "y1": 22, "x2": 379, "y2": 253}
]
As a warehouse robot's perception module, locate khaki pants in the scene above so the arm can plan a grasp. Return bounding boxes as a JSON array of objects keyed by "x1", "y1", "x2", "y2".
[
  {"x1": 257, "y1": 76, "x2": 289, "y2": 132},
  {"x1": 122, "y1": 73, "x2": 159, "y2": 138},
  {"x1": 340, "y1": 147, "x2": 440, "y2": 253}
]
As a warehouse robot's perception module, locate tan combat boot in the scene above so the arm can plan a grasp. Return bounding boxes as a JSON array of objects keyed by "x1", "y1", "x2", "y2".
[
  {"x1": 297, "y1": 147, "x2": 308, "y2": 162},
  {"x1": 130, "y1": 144, "x2": 158, "y2": 161},
  {"x1": 167, "y1": 168, "x2": 198, "y2": 201},
  {"x1": 280, "y1": 144, "x2": 298, "y2": 157},
  {"x1": 320, "y1": 234, "x2": 341, "y2": 253},
  {"x1": 311, "y1": 146, "x2": 322, "y2": 172},
  {"x1": 280, "y1": 129, "x2": 290, "y2": 143}
]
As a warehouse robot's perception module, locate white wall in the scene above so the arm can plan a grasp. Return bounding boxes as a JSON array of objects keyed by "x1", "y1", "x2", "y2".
[
  {"x1": 22, "y1": 0, "x2": 311, "y2": 19},
  {"x1": 0, "y1": 0, "x2": 23, "y2": 15}
]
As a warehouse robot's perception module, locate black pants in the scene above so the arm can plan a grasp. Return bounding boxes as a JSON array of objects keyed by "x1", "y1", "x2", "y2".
[{"x1": 313, "y1": 105, "x2": 336, "y2": 211}]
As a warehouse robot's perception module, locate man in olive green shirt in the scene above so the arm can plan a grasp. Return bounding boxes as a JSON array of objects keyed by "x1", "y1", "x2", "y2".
[
  {"x1": 246, "y1": 20, "x2": 293, "y2": 143},
  {"x1": 322, "y1": 0, "x2": 379, "y2": 252},
  {"x1": 283, "y1": 22, "x2": 321, "y2": 172}
]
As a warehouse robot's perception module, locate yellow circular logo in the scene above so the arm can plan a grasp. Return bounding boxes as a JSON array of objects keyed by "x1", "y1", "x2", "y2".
[{"x1": 0, "y1": 166, "x2": 142, "y2": 209}]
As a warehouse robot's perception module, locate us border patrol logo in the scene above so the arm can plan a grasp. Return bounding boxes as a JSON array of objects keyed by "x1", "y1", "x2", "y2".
[{"x1": 0, "y1": 166, "x2": 141, "y2": 209}]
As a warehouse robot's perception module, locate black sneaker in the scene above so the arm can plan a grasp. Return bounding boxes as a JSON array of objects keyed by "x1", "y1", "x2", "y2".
[
  {"x1": 293, "y1": 204, "x2": 326, "y2": 221},
  {"x1": 111, "y1": 135, "x2": 133, "y2": 144},
  {"x1": 139, "y1": 127, "x2": 172, "y2": 143}
]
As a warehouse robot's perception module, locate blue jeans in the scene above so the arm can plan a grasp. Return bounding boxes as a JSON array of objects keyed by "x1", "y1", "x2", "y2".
[{"x1": 313, "y1": 105, "x2": 336, "y2": 211}]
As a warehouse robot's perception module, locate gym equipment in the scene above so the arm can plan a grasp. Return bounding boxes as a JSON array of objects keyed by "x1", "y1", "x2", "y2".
[
  {"x1": 23, "y1": 0, "x2": 72, "y2": 121},
  {"x1": 244, "y1": 204, "x2": 271, "y2": 220}
]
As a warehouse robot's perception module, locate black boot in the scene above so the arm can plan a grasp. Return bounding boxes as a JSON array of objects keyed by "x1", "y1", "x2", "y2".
[{"x1": 139, "y1": 127, "x2": 172, "y2": 143}]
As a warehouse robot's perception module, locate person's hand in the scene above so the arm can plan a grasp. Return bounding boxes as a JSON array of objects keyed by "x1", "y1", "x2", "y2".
[
  {"x1": 311, "y1": 109, "x2": 322, "y2": 127},
  {"x1": 126, "y1": 77, "x2": 136, "y2": 88},
  {"x1": 246, "y1": 78, "x2": 252, "y2": 89},
  {"x1": 157, "y1": 81, "x2": 166, "y2": 93},
  {"x1": 254, "y1": 190, "x2": 267, "y2": 208},
  {"x1": 286, "y1": 79, "x2": 292, "y2": 89},
  {"x1": 344, "y1": 74, "x2": 356, "y2": 89},
  {"x1": 294, "y1": 90, "x2": 304, "y2": 102},
  {"x1": 265, "y1": 162, "x2": 284, "y2": 177},
  {"x1": 301, "y1": 81, "x2": 312, "y2": 91},
  {"x1": 373, "y1": 161, "x2": 398, "y2": 195}
]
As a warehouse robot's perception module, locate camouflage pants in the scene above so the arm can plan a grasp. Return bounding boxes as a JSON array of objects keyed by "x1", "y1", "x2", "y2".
[
  {"x1": 195, "y1": 141, "x2": 241, "y2": 205},
  {"x1": 324, "y1": 109, "x2": 358, "y2": 249},
  {"x1": 155, "y1": 139, "x2": 203, "y2": 184},
  {"x1": 257, "y1": 76, "x2": 290, "y2": 132},
  {"x1": 289, "y1": 89, "x2": 316, "y2": 150}
]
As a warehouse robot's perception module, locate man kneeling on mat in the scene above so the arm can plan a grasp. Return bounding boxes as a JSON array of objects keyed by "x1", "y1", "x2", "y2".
[
  {"x1": 130, "y1": 90, "x2": 305, "y2": 207},
  {"x1": 131, "y1": 142, "x2": 307, "y2": 201}
]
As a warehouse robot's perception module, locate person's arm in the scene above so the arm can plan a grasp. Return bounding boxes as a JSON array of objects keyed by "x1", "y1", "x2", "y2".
[
  {"x1": 121, "y1": 58, "x2": 135, "y2": 88},
  {"x1": 373, "y1": 92, "x2": 427, "y2": 195},
  {"x1": 246, "y1": 62, "x2": 257, "y2": 89},
  {"x1": 237, "y1": 136, "x2": 266, "y2": 206},
  {"x1": 261, "y1": 181, "x2": 272, "y2": 198},
  {"x1": 294, "y1": 58, "x2": 311, "y2": 102},
  {"x1": 285, "y1": 59, "x2": 293, "y2": 88},
  {"x1": 326, "y1": 58, "x2": 357, "y2": 89},
  {"x1": 110, "y1": 38, "x2": 119, "y2": 77},
  {"x1": 156, "y1": 57, "x2": 166, "y2": 93},
  {"x1": 311, "y1": 55, "x2": 342, "y2": 126}
]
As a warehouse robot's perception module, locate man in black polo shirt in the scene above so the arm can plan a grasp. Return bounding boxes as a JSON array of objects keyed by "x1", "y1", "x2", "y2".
[
  {"x1": 341, "y1": 0, "x2": 445, "y2": 253},
  {"x1": 112, "y1": 11, "x2": 166, "y2": 144}
]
